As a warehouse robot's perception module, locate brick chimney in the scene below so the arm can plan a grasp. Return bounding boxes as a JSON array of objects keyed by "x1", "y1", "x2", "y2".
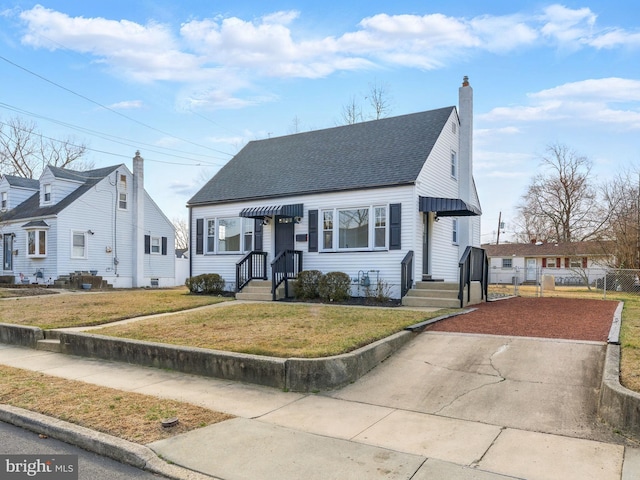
[{"x1": 132, "y1": 151, "x2": 144, "y2": 287}]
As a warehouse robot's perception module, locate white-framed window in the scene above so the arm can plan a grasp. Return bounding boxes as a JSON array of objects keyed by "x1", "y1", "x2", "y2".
[
  {"x1": 452, "y1": 122, "x2": 457, "y2": 134},
  {"x1": 322, "y1": 211, "x2": 333, "y2": 250},
  {"x1": 452, "y1": 218, "x2": 459, "y2": 244},
  {"x1": 451, "y1": 151, "x2": 458, "y2": 179},
  {"x1": 546, "y1": 257, "x2": 557, "y2": 268},
  {"x1": 1, "y1": 191, "x2": 7, "y2": 210},
  {"x1": 27, "y1": 229, "x2": 47, "y2": 257},
  {"x1": 206, "y1": 219, "x2": 216, "y2": 253},
  {"x1": 570, "y1": 257, "x2": 583, "y2": 268},
  {"x1": 204, "y1": 217, "x2": 254, "y2": 254},
  {"x1": 218, "y1": 218, "x2": 241, "y2": 253},
  {"x1": 118, "y1": 175, "x2": 128, "y2": 210},
  {"x1": 502, "y1": 258, "x2": 512, "y2": 268},
  {"x1": 43, "y1": 184, "x2": 51, "y2": 203},
  {"x1": 151, "y1": 236, "x2": 161, "y2": 254},
  {"x1": 71, "y1": 231, "x2": 88, "y2": 259},
  {"x1": 243, "y1": 220, "x2": 254, "y2": 252},
  {"x1": 320, "y1": 205, "x2": 387, "y2": 251},
  {"x1": 374, "y1": 206, "x2": 386, "y2": 249}
]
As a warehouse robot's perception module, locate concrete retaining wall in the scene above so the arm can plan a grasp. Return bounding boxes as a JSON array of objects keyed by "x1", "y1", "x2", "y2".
[
  {"x1": 58, "y1": 329, "x2": 415, "y2": 392},
  {"x1": 0, "y1": 323, "x2": 43, "y2": 348},
  {"x1": 599, "y1": 344, "x2": 640, "y2": 437}
]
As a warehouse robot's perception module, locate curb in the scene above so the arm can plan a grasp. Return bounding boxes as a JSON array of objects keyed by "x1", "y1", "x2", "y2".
[{"x1": 0, "y1": 404, "x2": 217, "y2": 480}]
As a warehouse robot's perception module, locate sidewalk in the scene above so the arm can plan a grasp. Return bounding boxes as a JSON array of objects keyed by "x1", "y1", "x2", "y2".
[{"x1": 0, "y1": 332, "x2": 639, "y2": 480}]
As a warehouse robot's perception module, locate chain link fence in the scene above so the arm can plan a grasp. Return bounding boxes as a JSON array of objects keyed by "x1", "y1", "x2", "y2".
[{"x1": 488, "y1": 266, "x2": 640, "y2": 300}]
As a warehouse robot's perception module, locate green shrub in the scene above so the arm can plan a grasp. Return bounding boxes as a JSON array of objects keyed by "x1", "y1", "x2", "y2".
[
  {"x1": 294, "y1": 270, "x2": 324, "y2": 299},
  {"x1": 318, "y1": 271, "x2": 352, "y2": 302},
  {"x1": 185, "y1": 273, "x2": 226, "y2": 295}
]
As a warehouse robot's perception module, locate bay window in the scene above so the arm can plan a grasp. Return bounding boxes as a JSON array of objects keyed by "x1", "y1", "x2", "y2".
[{"x1": 27, "y1": 230, "x2": 47, "y2": 257}]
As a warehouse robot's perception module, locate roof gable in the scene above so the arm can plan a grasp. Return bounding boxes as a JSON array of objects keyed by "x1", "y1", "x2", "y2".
[
  {"x1": 0, "y1": 165, "x2": 121, "y2": 222},
  {"x1": 188, "y1": 106, "x2": 455, "y2": 205}
]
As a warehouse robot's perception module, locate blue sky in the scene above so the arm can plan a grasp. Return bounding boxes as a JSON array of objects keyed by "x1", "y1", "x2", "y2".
[{"x1": 1, "y1": 1, "x2": 639, "y2": 243}]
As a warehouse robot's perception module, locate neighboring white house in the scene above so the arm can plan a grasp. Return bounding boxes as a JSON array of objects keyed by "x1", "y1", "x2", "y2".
[
  {"x1": 0, "y1": 152, "x2": 176, "y2": 288},
  {"x1": 483, "y1": 241, "x2": 614, "y2": 285},
  {"x1": 187, "y1": 77, "x2": 484, "y2": 302}
]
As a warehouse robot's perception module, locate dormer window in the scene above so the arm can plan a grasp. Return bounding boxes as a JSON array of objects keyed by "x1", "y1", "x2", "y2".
[
  {"x1": 1, "y1": 192, "x2": 6, "y2": 210},
  {"x1": 43, "y1": 184, "x2": 51, "y2": 203}
]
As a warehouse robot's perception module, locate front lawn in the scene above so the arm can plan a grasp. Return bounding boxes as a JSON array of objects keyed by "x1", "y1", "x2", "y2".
[
  {"x1": 0, "y1": 288, "x2": 230, "y2": 329},
  {"x1": 93, "y1": 303, "x2": 451, "y2": 358}
]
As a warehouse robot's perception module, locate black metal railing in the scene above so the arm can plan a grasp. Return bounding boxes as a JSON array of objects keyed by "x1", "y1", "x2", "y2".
[
  {"x1": 400, "y1": 250, "x2": 414, "y2": 298},
  {"x1": 271, "y1": 250, "x2": 303, "y2": 300},
  {"x1": 236, "y1": 251, "x2": 268, "y2": 292},
  {"x1": 458, "y1": 246, "x2": 488, "y2": 308}
]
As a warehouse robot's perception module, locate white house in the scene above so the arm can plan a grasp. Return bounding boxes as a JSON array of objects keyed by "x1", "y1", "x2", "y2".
[
  {"x1": 187, "y1": 77, "x2": 486, "y2": 306},
  {"x1": 0, "y1": 152, "x2": 176, "y2": 288},
  {"x1": 482, "y1": 241, "x2": 614, "y2": 286}
]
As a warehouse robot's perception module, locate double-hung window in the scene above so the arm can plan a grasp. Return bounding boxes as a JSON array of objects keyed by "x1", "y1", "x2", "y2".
[
  {"x1": 1, "y1": 191, "x2": 7, "y2": 210},
  {"x1": 502, "y1": 258, "x2": 512, "y2": 268},
  {"x1": 206, "y1": 220, "x2": 216, "y2": 253},
  {"x1": 151, "y1": 237, "x2": 161, "y2": 254},
  {"x1": 320, "y1": 205, "x2": 387, "y2": 251},
  {"x1": 118, "y1": 175, "x2": 127, "y2": 209},
  {"x1": 451, "y1": 151, "x2": 458, "y2": 179},
  {"x1": 27, "y1": 229, "x2": 47, "y2": 257},
  {"x1": 71, "y1": 231, "x2": 87, "y2": 259},
  {"x1": 43, "y1": 184, "x2": 51, "y2": 203}
]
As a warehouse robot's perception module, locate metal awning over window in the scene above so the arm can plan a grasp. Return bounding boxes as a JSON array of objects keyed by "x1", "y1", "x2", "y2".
[
  {"x1": 419, "y1": 197, "x2": 481, "y2": 217},
  {"x1": 239, "y1": 203, "x2": 304, "y2": 219}
]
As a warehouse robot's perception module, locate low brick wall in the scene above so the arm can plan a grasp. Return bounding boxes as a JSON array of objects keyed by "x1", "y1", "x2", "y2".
[
  {"x1": 57, "y1": 329, "x2": 415, "y2": 392},
  {"x1": 0, "y1": 323, "x2": 43, "y2": 348}
]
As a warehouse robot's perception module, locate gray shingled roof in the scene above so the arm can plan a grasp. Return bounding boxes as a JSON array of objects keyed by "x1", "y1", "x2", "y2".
[
  {"x1": 1, "y1": 165, "x2": 120, "y2": 222},
  {"x1": 188, "y1": 106, "x2": 456, "y2": 206},
  {"x1": 4, "y1": 175, "x2": 39, "y2": 190}
]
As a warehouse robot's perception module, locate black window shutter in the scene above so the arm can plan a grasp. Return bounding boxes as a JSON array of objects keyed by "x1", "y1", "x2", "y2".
[
  {"x1": 254, "y1": 219, "x2": 263, "y2": 252},
  {"x1": 161, "y1": 236, "x2": 167, "y2": 255},
  {"x1": 195, "y1": 219, "x2": 204, "y2": 255},
  {"x1": 308, "y1": 210, "x2": 318, "y2": 252},
  {"x1": 144, "y1": 235, "x2": 151, "y2": 254},
  {"x1": 389, "y1": 203, "x2": 401, "y2": 250}
]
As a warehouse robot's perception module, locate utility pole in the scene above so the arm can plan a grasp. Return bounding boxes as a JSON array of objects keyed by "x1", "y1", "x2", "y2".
[{"x1": 496, "y1": 211, "x2": 502, "y2": 244}]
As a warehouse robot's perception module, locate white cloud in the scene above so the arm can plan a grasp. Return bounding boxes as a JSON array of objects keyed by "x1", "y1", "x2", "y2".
[
  {"x1": 108, "y1": 100, "x2": 144, "y2": 109},
  {"x1": 483, "y1": 78, "x2": 640, "y2": 130},
  {"x1": 16, "y1": 4, "x2": 640, "y2": 109}
]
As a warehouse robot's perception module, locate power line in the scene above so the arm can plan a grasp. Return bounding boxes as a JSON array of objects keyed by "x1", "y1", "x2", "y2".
[{"x1": 0, "y1": 54, "x2": 235, "y2": 157}]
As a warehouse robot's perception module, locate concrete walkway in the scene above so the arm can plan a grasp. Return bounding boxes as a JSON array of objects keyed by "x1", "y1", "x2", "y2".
[{"x1": 1, "y1": 330, "x2": 639, "y2": 479}]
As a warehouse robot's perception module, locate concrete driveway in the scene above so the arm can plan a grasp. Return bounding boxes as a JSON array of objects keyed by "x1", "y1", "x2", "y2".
[{"x1": 328, "y1": 331, "x2": 613, "y2": 441}]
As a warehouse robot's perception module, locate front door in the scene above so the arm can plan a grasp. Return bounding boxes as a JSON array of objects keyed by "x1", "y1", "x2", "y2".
[
  {"x1": 525, "y1": 258, "x2": 537, "y2": 282},
  {"x1": 3, "y1": 234, "x2": 12, "y2": 271},
  {"x1": 275, "y1": 216, "x2": 295, "y2": 254},
  {"x1": 422, "y1": 213, "x2": 430, "y2": 279}
]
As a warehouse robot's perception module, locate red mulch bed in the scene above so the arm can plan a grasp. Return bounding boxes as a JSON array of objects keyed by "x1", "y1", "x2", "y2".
[{"x1": 424, "y1": 296, "x2": 619, "y2": 342}]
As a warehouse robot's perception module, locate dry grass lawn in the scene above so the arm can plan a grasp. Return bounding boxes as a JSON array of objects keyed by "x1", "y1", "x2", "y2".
[
  {"x1": 93, "y1": 303, "x2": 449, "y2": 358},
  {"x1": 0, "y1": 288, "x2": 229, "y2": 329},
  {"x1": 0, "y1": 365, "x2": 232, "y2": 444}
]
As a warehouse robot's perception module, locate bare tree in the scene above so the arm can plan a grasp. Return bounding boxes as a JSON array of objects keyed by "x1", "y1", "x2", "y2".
[
  {"x1": 173, "y1": 217, "x2": 189, "y2": 250},
  {"x1": 515, "y1": 143, "x2": 608, "y2": 243},
  {"x1": 601, "y1": 169, "x2": 640, "y2": 268},
  {"x1": 366, "y1": 79, "x2": 392, "y2": 120},
  {"x1": 0, "y1": 116, "x2": 90, "y2": 178},
  {"x1": 340, "y1": 95, "x2": 363, "y2": 125},
  {"x1": 339, "y1": 80, "x2": 393, "y2": 125}
]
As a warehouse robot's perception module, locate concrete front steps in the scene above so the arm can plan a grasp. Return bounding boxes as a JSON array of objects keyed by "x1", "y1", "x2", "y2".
[
  {"x1": 235, "y1": 280, "x2": 286, "y2": 301},
  {"x1": 401, "y1": 281, "x2": 461, "y2": 308},
  {"x1": 36, "y1": 330, "x2": 62, "y2": 353}
]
